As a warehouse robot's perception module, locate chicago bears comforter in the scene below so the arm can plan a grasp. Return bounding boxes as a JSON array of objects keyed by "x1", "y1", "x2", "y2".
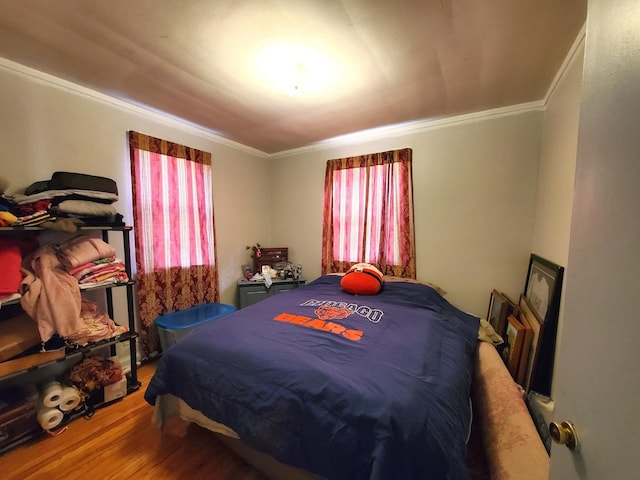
[{"x1": 144, "y1": 275, "x2": 479, "y2": 480}]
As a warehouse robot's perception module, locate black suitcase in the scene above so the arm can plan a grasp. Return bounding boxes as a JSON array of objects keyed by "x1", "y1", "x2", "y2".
[
  {"x1": 49, "y1": 171, "x2": 118, "y2": 195},
  {"x1": 24, "y1": 180, "x2": 50, "y2": 196}
]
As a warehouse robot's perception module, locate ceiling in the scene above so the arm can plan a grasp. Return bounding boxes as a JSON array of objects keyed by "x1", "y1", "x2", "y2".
[{"x1": 0, "y1": 0, "x2": 587, "y2": 154}]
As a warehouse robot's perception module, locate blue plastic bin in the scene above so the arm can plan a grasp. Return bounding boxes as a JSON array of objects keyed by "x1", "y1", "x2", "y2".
[{"x1": 154, "y1": 302, "x2": 236, "y2": 351}]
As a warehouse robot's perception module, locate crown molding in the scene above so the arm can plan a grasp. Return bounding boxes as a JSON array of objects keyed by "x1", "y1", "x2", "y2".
[
  {"x1": 0, "y1": 57, "x2": 268, "y2": 158},
  {"x1": 1, "y1": 22, "x2": 585, "y2": 162},
  {"x1": 270, "y1": 100, "x2": 545, "y2": 159},
  {"x1": 271, "y1": 25, "x2": 587, "y2": 159},
  {"x1": 542, "y1": 23, "x2": 587, "y2": 106}
]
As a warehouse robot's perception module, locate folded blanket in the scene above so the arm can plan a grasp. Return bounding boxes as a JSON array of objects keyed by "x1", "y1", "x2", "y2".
[
  {"x1": 13, "y1": 199, "x2": 51, "y2": 216},
  {"x1": 68, "y1": 256, "x2": 128, "y2": 285},
  {"x1": 14, "y1": 210, "x2": 53, "y2": 226},
  {"x1": 64, "y1": 297, "x2": 129, "y2": 346},
  {"x1": 56, "y1": 235, "x2": 116, "y2": 270},
  {"x1": 54, "y1": 200, "x2": 117, "y2": 217},
  {"x1": 79, "y1": 268, "x2": 128, "y2": 285},
  {"x1": 10, "y1": 189, "x2": 118, "y2": 205},
  {"x1": 69, "y1": 256, "x2": 119, "y2": 278}
]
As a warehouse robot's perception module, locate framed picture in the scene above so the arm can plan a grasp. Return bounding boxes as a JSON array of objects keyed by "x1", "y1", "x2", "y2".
[
  {"x1": 241, "y1": 264, "x2": 253, "y2": 280},
  {"x1": 487, "y1": 289, "x2": 505, "y2": 335},
  {"x1": 501, "y1": 292, "x2": 520, "y2": 323},
  {"x1": 524, "y1": 254, "x2": 564, "y2": 322},
  {"x1": 487, "y1": 289, "x2": 513, "y2": 337},
  {"x1": 515, "y1": 313, "x2": 531, "y2": 390},
  {"x1": 254, "y1": 247, "x2": 288, "y2": 275},
  {"x1": 501, "y1": 292, "x2": 518, "y2": 308},
  {"x1": 502, "y1": 314, "x2": 526, "y2": 379},
  {"x1": 516, "y1": 310, "x2": 534, "y2": 388},
  {"x1": 518, "y1": 295, "x2": 544, "y2": 391},
  {"x1": 523, "y1": 253, "x2": 564, "y2": 396}
]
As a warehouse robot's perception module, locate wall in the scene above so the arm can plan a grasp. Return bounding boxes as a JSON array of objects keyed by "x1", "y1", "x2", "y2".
[
  {"x1": 270, "y1": 110, "x2": 543, "y2": 317},
  {"x1": 0, "y1": 59, "x2": 269, "y2": 310},
  {"x1": 534, "y1": 41, "x2": 584, "y2": 267},
  {"x1": 534, "y1": 37, "x2": 584, "y2": 398}
]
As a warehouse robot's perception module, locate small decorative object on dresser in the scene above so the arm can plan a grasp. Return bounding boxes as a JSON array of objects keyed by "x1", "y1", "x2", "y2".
[
  {"x1": 241, "y1": 264, "x2": 252, "y2": 280},
  {"x1": 252, "y1": 247, "x2": 288, "y2": 274}
]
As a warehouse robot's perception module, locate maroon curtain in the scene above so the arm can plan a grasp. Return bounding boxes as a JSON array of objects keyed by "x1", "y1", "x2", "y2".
[
  {"x1": 129, "y1": 131, "x2": 219, "y2": 357},
  {"x1": 321, "y1": 148, "x2": 416, "y2": 278}
]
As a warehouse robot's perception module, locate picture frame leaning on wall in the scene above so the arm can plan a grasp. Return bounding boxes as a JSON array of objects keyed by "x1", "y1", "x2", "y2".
[
  {"x1": 518, "y1": 295, "x2": 544, "y2": 392},
  {"x1": 523, "y1": 253, "x2": 565, "y2": 396},
  {"x1": 487, "y1": 289, "x2": 509, "y2": 338},
  {"x1": 524, "y1": 254, "x2": 564, "y2": 322},
  {"x1": 504, "y1": 314, "x2": 526, "y2": 380}
]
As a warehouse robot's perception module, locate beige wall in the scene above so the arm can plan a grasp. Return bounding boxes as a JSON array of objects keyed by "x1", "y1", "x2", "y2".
[
  {"x1": 534, "y1": 42, "x2": 584, "y2": 267},
  {"x1": 0, "y1": 60, "x2": 268, "y2": 308},
  {"x1": 270, "y1": 110, "x2": 543, "y2": 317},
  {"x1": 535, "y1": 38, "x2": 584, "y2": 397}
]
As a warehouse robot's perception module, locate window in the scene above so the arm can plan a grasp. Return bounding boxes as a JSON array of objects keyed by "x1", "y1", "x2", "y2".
[
  {"x1": 128, "y1": 131, "x2": 219, "y2": 355},
  {"x1": 321, "y1": 148, "x2": 416, "y2": 277}
]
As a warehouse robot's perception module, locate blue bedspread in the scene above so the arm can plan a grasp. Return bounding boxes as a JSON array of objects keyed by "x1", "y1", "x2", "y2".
[{"x1": 145, "y1": 275, "x2": 479, "y2": 480}]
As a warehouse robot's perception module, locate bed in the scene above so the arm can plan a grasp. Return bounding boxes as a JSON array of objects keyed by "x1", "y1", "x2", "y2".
[{"x1": 144, "y1": 274, "x2": 482, "y2": 479}]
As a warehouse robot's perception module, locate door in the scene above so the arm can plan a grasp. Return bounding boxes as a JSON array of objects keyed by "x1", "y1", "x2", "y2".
[{"x1": 549, "y1": 1, "x2": 640, "y2": 478}]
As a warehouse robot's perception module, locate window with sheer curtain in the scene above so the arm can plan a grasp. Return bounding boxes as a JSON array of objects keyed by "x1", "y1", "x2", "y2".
[
  {"x1": 321, "y1": 148, "x2": 416, "y2": 278},
  {"x1": 128, "y1": 131, "x2": 219, "y2": 356}
]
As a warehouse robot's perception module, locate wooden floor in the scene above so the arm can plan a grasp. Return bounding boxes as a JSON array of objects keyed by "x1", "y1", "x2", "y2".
[{"x1": 0, "y1": 362, "x2": 268, "y2": 480}]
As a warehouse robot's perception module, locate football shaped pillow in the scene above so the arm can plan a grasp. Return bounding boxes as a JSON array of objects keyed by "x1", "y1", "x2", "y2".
[{"x1": 340, "y1": 263, "x2": 384, "y2": 295}]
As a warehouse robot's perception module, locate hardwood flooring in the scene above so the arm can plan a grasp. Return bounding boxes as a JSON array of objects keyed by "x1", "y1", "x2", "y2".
[{"x1": 0, "y1": 361, "x2": 268, "y2": 480}]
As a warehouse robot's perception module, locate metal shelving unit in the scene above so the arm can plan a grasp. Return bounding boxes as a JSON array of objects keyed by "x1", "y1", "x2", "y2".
[{"x1": 0, "y1": 225, "x2": 140, "y2": 454}]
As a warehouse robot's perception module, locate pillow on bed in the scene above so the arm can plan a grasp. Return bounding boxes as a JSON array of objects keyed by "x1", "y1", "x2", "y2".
[
  {"x1": 382, "y1": 275, "x2": 448, "y2": 296},
  {"x1": 341, "y1": 263, "x2": 384, "y2": 295}
]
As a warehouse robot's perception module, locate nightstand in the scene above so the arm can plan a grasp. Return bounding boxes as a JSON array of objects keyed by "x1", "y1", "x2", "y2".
[{"x1": 238, "y1": 278, "x2": 306, "y2": 309}]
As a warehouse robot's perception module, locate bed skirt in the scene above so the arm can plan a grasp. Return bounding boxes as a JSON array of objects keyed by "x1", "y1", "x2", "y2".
[{"x1": 153, "y1": 393, "x2": 321, "y2": 479}]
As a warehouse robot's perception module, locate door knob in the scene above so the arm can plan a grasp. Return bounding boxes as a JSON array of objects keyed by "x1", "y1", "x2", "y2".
[{"x1": 549, "y1": 420, "x2": 580, "y2": 451}]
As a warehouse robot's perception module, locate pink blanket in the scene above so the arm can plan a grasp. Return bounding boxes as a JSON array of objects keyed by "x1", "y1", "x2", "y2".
[
  {"x1": 20, "y1": 244, "x2": 82, "y2": 342},
  {"x1": 56, "y1": 235, "x2": 116, "y2": 270}
]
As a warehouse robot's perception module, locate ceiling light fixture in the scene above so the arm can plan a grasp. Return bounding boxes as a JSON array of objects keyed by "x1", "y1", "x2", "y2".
[
  {"x1": 290, "y1": 61, "x2": 309, "y2": 94},
  {"x1": 257, "y1": 43, "x2": 334, "y2": 96}
]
